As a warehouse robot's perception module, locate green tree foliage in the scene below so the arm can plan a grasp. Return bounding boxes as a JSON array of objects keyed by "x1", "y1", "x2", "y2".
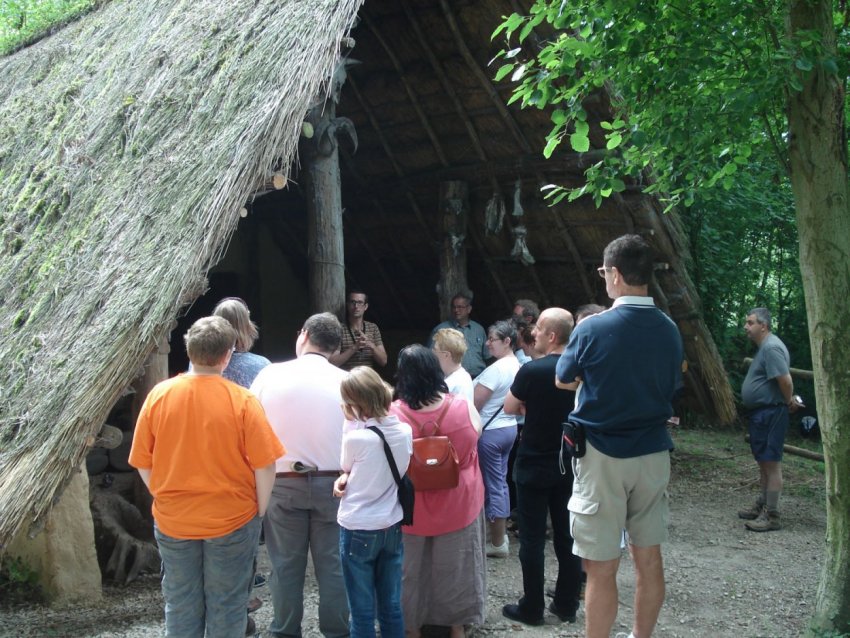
[
  {"x1": 492, "y1": 0, "x2": 846, "y2": 392},
  {"x1": 495, "y1": 1, "x2": 850, "y2": 632},
  {"x1": 0, "y1": 0, "x2": 101, "y2": 55}
]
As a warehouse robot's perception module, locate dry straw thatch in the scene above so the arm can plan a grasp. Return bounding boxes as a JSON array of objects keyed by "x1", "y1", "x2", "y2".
[{"x1": 0, "y1": 0, "x2": 362, "y2": 546}]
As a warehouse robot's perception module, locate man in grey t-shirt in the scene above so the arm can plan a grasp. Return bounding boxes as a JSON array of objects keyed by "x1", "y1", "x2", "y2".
[{"x1": 739, "y1": 307, "x2": 799, "y2": 532}]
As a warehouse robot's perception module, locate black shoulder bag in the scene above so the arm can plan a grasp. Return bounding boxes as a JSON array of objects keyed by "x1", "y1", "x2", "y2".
[{"x1": 367, "y1": 426, "x2": 415, "y2": 525}]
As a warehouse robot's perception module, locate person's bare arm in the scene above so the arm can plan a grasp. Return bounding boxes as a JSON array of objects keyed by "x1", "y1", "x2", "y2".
[
  {"x1": 333, "y1": 472, "x2": 349, "y2": 498},
  {"x1": 468, "y1": 400, "x2": 483, "y2": 435},
  {"x1": 504, "y1": 390, "x2": 526, "y2": 416},
  {"x1": 254, "y1": 463, "x2": 276, "y2": 517},
  {"x1": 329, "y1": 345, "x2": 357, "y2": 367},
  {"x1": 555, "y1": 375, "x2": 580, "y2": 391},
  {"x1": 474, "y1": 384, "x2": 493, "y2": 412},
  {"x1": 372, "y1": 342, "x2": 388, "y2": 367}
]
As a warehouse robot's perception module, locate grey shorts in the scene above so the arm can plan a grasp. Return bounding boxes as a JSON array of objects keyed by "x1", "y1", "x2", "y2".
[{"x1": 568, "y1": 442, "x2": 670, "y2": 561}]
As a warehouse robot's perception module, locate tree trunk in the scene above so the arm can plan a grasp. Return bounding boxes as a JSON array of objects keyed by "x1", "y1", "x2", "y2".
[
  {"x1": 438, "y1": 181, "x2": 470, "y2": 321},
  {"x1": 301, "y1": 102, "x2": 346, "y2": 320},
  {"x1": 786, "y1": 1, "x2": 850, "y2": 632}
]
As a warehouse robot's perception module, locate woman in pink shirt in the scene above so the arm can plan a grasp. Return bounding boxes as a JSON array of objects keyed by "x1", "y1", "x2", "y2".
[{"x1": 390, "y1": 345, "x2": 485, "y2": 638}]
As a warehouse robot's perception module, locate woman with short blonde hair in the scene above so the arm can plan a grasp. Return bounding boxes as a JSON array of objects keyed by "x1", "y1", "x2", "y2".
[{"x1": 432, "y1": 328, "x2": 474, "y2": 404}]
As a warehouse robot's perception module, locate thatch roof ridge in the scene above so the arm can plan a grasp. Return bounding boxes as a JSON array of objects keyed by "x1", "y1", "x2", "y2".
[{"x1": 0, "y1": 0, "x2": 363, "y2": 546}]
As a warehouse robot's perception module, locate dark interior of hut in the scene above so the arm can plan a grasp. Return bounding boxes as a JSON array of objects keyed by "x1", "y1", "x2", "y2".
[
  {"x1": 162, "y1": 0, "x2": 739, "y2": 427},
  {"x1": 168, "y1": 0, "x2": 625, "y2": 378}
]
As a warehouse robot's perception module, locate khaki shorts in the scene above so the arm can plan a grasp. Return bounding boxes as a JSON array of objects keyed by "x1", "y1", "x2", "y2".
[{"x1": 568, "y1": 441, "x2": 670, "y2": 561}]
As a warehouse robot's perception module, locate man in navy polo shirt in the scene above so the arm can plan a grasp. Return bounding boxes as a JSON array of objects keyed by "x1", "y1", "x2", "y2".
[{"x1": 556, "y1": 234, "x2": 683, "y2": 638}]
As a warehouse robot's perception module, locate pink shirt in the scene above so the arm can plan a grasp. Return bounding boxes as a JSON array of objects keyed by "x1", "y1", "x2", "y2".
[{"x1": 390, "y1": 394, "x2": 484, "y2": 537}]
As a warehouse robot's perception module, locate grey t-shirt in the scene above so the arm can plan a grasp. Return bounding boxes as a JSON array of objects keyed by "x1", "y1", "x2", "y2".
[{"x1": 741, "y1": 333, "x2": 790, "y2": 409}]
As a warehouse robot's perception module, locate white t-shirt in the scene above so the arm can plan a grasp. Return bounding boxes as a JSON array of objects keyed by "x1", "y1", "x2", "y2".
[
  {"x1": 474, "y1": 355, "x2": 521, "y2": 430},
  {"x1": 337, "y1": 415, "x2": 413, "y2": 531},
  {"x1": 445, "y1": 367, "x2": 475, "y2": 405},
  {"x1": 250, "y1": 353, "x2": 349, "y2": 473}
]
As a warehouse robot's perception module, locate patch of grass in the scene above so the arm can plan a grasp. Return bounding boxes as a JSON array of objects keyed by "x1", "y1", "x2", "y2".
[
  {"x1": 0, "y1": 556, "x2": 43, "y2": 606},
  {"x1": 0, "y1": 0, "x2": 105, "y2": 56},
  {"x1": 670, "y1": 424, "x2": 825, "y2": 504}
]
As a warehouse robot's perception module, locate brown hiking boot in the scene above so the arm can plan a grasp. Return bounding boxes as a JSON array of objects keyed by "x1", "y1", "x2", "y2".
[
  {"x1": 737, "y1": 501, "x2": 764, "y2": 520},
  {"x1": 745, "y1": 508, "x2": 781, "y2": 532}
]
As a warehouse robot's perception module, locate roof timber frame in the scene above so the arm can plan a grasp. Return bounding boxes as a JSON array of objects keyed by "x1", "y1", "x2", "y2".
[{"x1": 360, "y1": 0, "x2": 597, "y2": 306}]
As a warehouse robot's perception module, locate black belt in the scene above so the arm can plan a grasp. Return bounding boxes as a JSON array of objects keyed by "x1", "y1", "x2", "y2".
[{"x1": 276, "y1": 471, "x2": 341, "y2": 478}]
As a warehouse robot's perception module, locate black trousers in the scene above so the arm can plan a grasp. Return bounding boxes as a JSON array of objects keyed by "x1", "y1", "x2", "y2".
[{"x1": 514, "y1": 469, "x2": 583, "y2": 616}]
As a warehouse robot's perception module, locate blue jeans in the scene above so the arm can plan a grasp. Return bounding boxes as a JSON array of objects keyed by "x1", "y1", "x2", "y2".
[
  {"x1": 339, "y1": 523, "x2": 404, "y2": 638},
  {"x1": 154, "y1": 516, "x2": 260, "y2": 638}
]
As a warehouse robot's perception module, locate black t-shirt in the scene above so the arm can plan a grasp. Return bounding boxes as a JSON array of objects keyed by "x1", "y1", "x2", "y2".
[{"x1": 510, "y1": 354, "x2": 575, "y2": 483}]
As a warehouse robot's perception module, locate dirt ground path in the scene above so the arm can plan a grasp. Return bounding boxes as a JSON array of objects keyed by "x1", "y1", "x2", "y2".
[{"x1": 0, "y1": 441, "x2": 826, "y2": 638}]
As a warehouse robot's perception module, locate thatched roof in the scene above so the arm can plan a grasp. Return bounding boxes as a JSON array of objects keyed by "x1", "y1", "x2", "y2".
[
  {"x1": 0, "y1": 0, "x2": 736, "y2": 548},
  {"x1": 0, "y1": 0, "x2": 362, "y2": 547}
]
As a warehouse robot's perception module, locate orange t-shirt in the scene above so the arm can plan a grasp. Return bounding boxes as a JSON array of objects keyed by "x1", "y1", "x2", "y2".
[{"x1": 129, "y1": 373, "x2": 285, "y2": 539}]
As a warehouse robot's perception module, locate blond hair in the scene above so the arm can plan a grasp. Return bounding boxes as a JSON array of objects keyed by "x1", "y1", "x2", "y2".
[
  {"x1": 433, "y1": 328, "x2": 467, "y2": 364},
  {"x1": 340, "y1": 367, "x2": 392, "y2": 421}
]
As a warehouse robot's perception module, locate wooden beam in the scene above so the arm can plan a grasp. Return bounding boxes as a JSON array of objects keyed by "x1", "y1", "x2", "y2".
[
  {"x1": 745, "y1": 435, "x2": 823, "y2": 462},
  {"x1": 743, "y1": 358, "x2": 815, "y2": 380},
  {"x1": 438, "y1": 0, "x2": 532, "y2": 155},
  {"x1": 401, "y1": 0, "x2": 489, "y2": 164},
  {"x1": 339, "y1": 151, "x2": 435, "y2": 319},
  {"x1": 361, "y1": 12, "x2": 449, "y2": 167},
  {"x1": 437, "y1": 181, "x2": 470, "y2": 321},
  {"x1": 342, "y1": 209, "x2": 415, "y2": 326},
  {"x1": 346, "y1": 76, "x2": 435, "y2": 244},
  {"x1": 403, "y1": 0, "x2": 541, "y2": 307}
]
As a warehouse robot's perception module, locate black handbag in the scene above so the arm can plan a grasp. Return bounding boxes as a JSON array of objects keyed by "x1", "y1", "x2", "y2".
[{"x1": 367, "y1": 426, "x2": 414, "y2": 525}]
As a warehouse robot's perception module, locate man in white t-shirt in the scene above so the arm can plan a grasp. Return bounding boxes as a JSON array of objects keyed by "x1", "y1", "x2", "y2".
[{"x1": 250, "y1": 313, "x2": 350, "y2": 638}]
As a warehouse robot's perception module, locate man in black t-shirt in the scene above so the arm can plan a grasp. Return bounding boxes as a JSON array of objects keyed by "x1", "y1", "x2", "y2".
[{"x1": 501, "y1": 307, "x2": 583, "y2": 626}]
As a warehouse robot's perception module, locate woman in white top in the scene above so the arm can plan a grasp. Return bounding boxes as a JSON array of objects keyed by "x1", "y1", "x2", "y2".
[
  {"x1": 432, "y1": 327, "x2": 475, "y2": 404},
  {"x1": 473, "y1": 320, "x2": 521, "y2": 557},
  {"x1": 334, "y1": 367, "x2": 413, "y2": 638}
]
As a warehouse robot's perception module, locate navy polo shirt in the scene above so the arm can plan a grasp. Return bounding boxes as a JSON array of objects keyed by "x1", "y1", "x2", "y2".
[{"x1": 556, "y1": 297, "x2": 683, "y2": 458}]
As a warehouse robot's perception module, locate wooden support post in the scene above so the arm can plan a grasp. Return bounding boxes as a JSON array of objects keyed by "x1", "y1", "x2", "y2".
[
  {"x1": 301, "y1": 101, "x2": 346, "y2": 318},
  {"x1": 299, "y1": 57, "x2": 356, "y2": 319},
  {"x1": 438, "y1": 181, "x2": 470, "y2": 321}
]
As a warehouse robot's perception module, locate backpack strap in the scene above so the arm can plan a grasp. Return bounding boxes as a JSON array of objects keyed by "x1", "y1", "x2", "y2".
[
  {"x1": 396, "y1": 394, "x2": 454, "y2": 437},
  {"x1": 366, "y1": 426, "x2": 403, "y2": 487}
]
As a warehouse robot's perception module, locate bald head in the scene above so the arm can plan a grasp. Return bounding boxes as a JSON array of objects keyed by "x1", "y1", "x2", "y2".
[{"x1": 532, "y1": 307, "x2": 574, "y2": 356}]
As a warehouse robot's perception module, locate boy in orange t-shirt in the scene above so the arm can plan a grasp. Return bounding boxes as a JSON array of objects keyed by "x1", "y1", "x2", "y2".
[{"x1": 130, "y1": 316, "x2": 284, "y2": 637}]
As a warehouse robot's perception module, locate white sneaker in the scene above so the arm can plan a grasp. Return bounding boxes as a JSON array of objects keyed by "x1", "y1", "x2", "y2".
[{"x1": 485, "y1": 534, "x2": 509, "y2": 557}]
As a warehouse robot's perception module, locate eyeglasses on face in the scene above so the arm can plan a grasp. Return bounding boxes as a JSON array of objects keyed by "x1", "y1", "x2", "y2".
[
  {"x1": 597, "y1": 266, "x2": 614, "y2": 278},
  {"x1": 348, "y1": 299, "x2": 367, "y2": 306},
  {"x1": 452, "y1": 304, "x2": 469, "y2": 310},
  {"x1": 486, "y1": 335, "x2": 505, "y2": 342}
]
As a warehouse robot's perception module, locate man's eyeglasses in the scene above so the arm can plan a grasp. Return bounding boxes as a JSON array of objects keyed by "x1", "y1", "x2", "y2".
[
  {"x1": 597, "y1": 266, "x2": 614, "y2": 278},
  {"x1": 452, "y1": 305, "x2": 469, "y2": 310},
  {"x1": 348, "y1": 300, "x2": 367, "y2": 306}
]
